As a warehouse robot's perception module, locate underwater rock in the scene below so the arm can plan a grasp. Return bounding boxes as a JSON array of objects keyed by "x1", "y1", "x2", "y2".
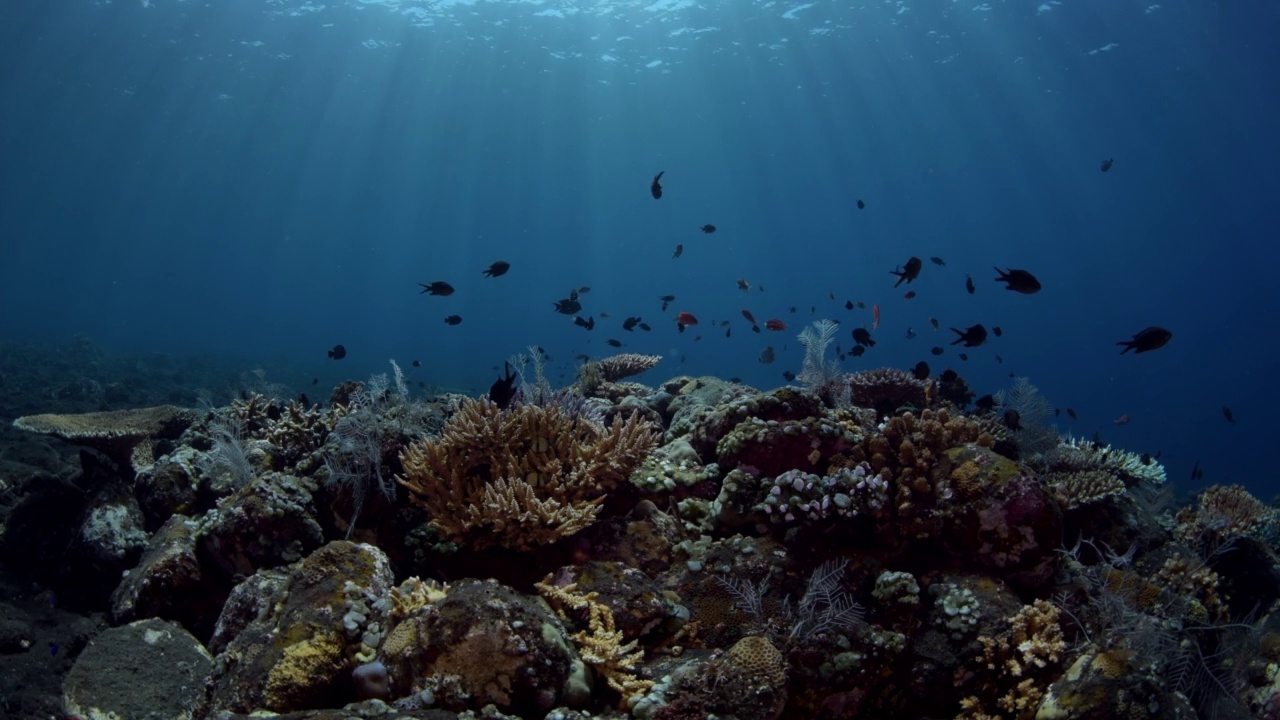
[
  {"x1": 63, "y1": 618, "x2": 212, "y2": 720},
  {"x1": 196, "y1": 472, "x2": 324, "y2": 583},
  {"x1": 203, "y1": 541, "x2": 395, "y2": 713},
  {"x1": 109, "y1": 515, "x2": 215, "y2": 637}
]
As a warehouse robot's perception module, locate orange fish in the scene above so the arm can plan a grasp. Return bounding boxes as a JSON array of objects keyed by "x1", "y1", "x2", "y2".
[
  {"x1": 765, "y1": 319, "x2": 787, "y2": 331},
  {"x1": 872, "y1": 304, "x2": 880, "y2": 330},
  {"x1": 676, "y1": 311, "x2": 698, "y2": 327}
]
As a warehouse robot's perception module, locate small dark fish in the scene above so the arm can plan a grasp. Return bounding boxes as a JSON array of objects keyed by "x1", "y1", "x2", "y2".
[
  {"x1": 783, "y1": 370, "x2": 797, "y2": 381},
  {"x1": 851, "y1": 328, "x2": 876, "y2": 347},
  {"x1": 1067, "y1": 408, "x2": 1077, "y2": 421},
  {"x1": 930, "y1": 346, "x2": 944, "y2": 356},
  {"x1": 412, "y1": 360, "x2": 421, "y2": 367},
  {"x1": 299, "y1": 393, "x2": 310, "y2": 407},
  {"x1": 930, "y1": 256, "x2": 945, "y2": 266},
  {"x1": 638, "y1": 322, "x2": 651, "y2": 332},
  {"x1": 650, "y1": 171, "x2": 664, "y2": 199},
  {"x1": 737, "y1": 278, "x2": 750, "y2": 292},
  {"x1": 1117, "y1": 326, "x2": 1172, "y2": 354},
  {"x1": 574, "y1": 316, "x2": 595, "y2": 330},
  {"x1": 958, "y1": 353, "x2": 968, "y2": 361},
  {"x1": 660, "y1": 295, "x2": 674, "y2": 311},
  {"x1": 673, "y1": 244, "x2": 683, "y2": 259},
  {"x1": 419, "y1": 281, "x2": 455, "y2": 296},
  {"x1": 950, "y1": 324, "x2": 988, "y2": 347},
  {"x1": 975, "y1": 394, "x2": 996, "y2": 411},
  {"x1": 489, "y1": 362, "x2": 518, "y2": 409},
  {"x1": 1190, "y1": 460, "x2": 1203, "y2": 482},
  {"x1": 1114, "y1": 415, "x2": 1131, "y2": 426},
  {"x1": 700, "y1": 224, "x2": 716, "y2": 234},
  {"x1": 856, "y1": 301, "x2": 866, "y2": 309},
  {"x1": 912, "y1": 361, "x2": 929, "y2": 380},
  {"x1": 759, "y1": 346, "x2": 776, "y2": 364},
  {"x1": 752, "y1": 325, "x2": 762, "y2": 334},
  {"x1": 890, "y1": 256, "x2": 923, "y2": 287},
  {"x1": 965, "y1": 275, "x2": 976, "y2": 294},
  {"x1": 850, "y1": 345, "x2": 866, "y2": 357},
  {"x1": 444, "y1": 315, "x2": 463, "y2": 325},
  {"x1": 995, "y1": 355, "x2": 1003, "y2": 364},
  {"x1": 328, "y1": 344, "x2": 347, "y2": 360},
  {"x1": 905, "y1": 328, "x2": 917, "y2": 340},
  {"x1": 1003, "y1": 409, "x2": 1022, "y2": 431},
  {"x1": 845, "y1": 300, "x2": 854, "y2": 310},
  {"x1": 577, "y1": 286, "x2": 591, "y2": 294},
  {"x1": 554, "y1": 298, "x2": 582, "y2": 315},
  {"x1": 993, "y1": 326, "x2": 1003, "y2": 337},
  {"x1": 929, "y1": 318, "x2": 939, "y2": 331},
  {"x1": 903, "y1": 291, "x2": 917, "y2": 300},
  {"x1": 1100, "y1": 158, "x2": 1113, "y2": 172},
  {"x1": 483, "y1": 261, "x2": 510, "y2": 277},
  {"x1": 623, "y1": 316, "x2": 641, "y2": 332},
  {"x1": 312, "y1": 377, "x2": 319, "y2": 385},
  {"x1": 607, "y1": 339, "x2": 623, "y2": 348},
  {"x1": 1222, "y1": 406, "x2": 1235, "y2": 424},
  {"x1": 725, "y1": 328, "x2": 731, "y2": 338},
  {"x1": 856, "y1": 199, "x2": 866, "y2": 210},
  {"x1": 994, "y1": 267, "x2": 1042, "y2": 294}
]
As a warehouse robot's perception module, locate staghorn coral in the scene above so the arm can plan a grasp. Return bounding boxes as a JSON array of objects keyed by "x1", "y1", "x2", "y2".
[
  {"x1": 596, "y1": 353, "x2": 663, "y2": 382},
  {"x1": 846, "y1": 367, "x2": 930, "y2": 417},
  {"x1": 535, "y1": 574, "x2": 654, "y2": 698},
  {"x1": 265, "y1": 399, "x2": 348, "y2": 459},
  {"x1": 397, "y1": 397, "x2": 659, "y2": 550}
]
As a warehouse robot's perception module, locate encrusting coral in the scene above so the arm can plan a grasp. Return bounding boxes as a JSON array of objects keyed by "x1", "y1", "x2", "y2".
[{"x1": 397, "y1": 396, "x2": 659, "y2": 550}]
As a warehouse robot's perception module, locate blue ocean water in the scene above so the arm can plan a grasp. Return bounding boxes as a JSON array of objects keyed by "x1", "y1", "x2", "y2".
[{"x1": 1, "y1": 1, "x2": 1277, "y2": 497}]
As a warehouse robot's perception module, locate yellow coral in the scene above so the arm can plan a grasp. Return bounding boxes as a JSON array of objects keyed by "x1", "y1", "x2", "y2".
[
  {"x1": 398, "y1": 398, "x2": 658, "y2": 550},
  {"x1": 264, "y1": 630, "x2": 346, "y2": 711},
  {"x1": 535, "y1": 575, "x2": 654, "y2": 699}
]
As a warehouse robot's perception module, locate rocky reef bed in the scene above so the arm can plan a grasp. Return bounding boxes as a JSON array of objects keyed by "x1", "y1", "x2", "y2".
[{"x1": 2, "y1": 342, "x2": 1280, "y2": 720}]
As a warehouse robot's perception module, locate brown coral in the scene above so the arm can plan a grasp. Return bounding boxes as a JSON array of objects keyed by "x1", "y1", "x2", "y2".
[
  {"x1": 13, "y1": 404, "x2": 196, "y2": 471},
  {"x1": 397, "y1": 397, "x2": 659, "y2": 550},
  {"x1": 596, "y1": 353, "x2": 663, "y2": 382},
  {"x1": 847, "y1": 368, "x2": 930, "y2": 416}
]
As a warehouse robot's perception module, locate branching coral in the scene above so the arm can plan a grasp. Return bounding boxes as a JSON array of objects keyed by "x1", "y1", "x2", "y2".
[
  {"x1": 397, "y1": 397, "x2": 659, "y2": 550},
  {"x1": 959, "y1": 599, "x2": 1065, "y2": 719},
  {"x1": 535, "y1": 575, "x2": 653, "y2": 698}
]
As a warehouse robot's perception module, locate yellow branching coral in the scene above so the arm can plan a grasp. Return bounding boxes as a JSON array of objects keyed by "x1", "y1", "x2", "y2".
[
  {"x1": 535, "y1": 575, "x2": 653, "y2": 698},
  {"x1": 397, "y1": 397, "x2": 659, "y2": 550}
]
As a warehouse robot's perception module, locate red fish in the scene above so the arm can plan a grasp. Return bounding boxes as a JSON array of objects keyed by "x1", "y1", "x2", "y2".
[
  {"x1": 765, "y1": 319, "x2": 787, "y2": 331},
  {"x1": 741, "y1": 309, "x2": 757, "y2": 325},
  {"x1": 872, "y1": 304, "x2": 880, "y2": 330},
  {"x1": 676, "y1": 311, "x2": 698, "y2": 327}
]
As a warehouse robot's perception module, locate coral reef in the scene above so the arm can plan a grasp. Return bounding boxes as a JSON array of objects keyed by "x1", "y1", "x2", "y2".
[{"x1": 7, "y1": 346, "x2": 1276, "y2": 720}]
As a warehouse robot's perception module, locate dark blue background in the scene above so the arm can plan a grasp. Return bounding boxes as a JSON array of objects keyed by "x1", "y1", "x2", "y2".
[{"x1": 2, "y1": 0, "x2": 1277, "y2": 496}]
